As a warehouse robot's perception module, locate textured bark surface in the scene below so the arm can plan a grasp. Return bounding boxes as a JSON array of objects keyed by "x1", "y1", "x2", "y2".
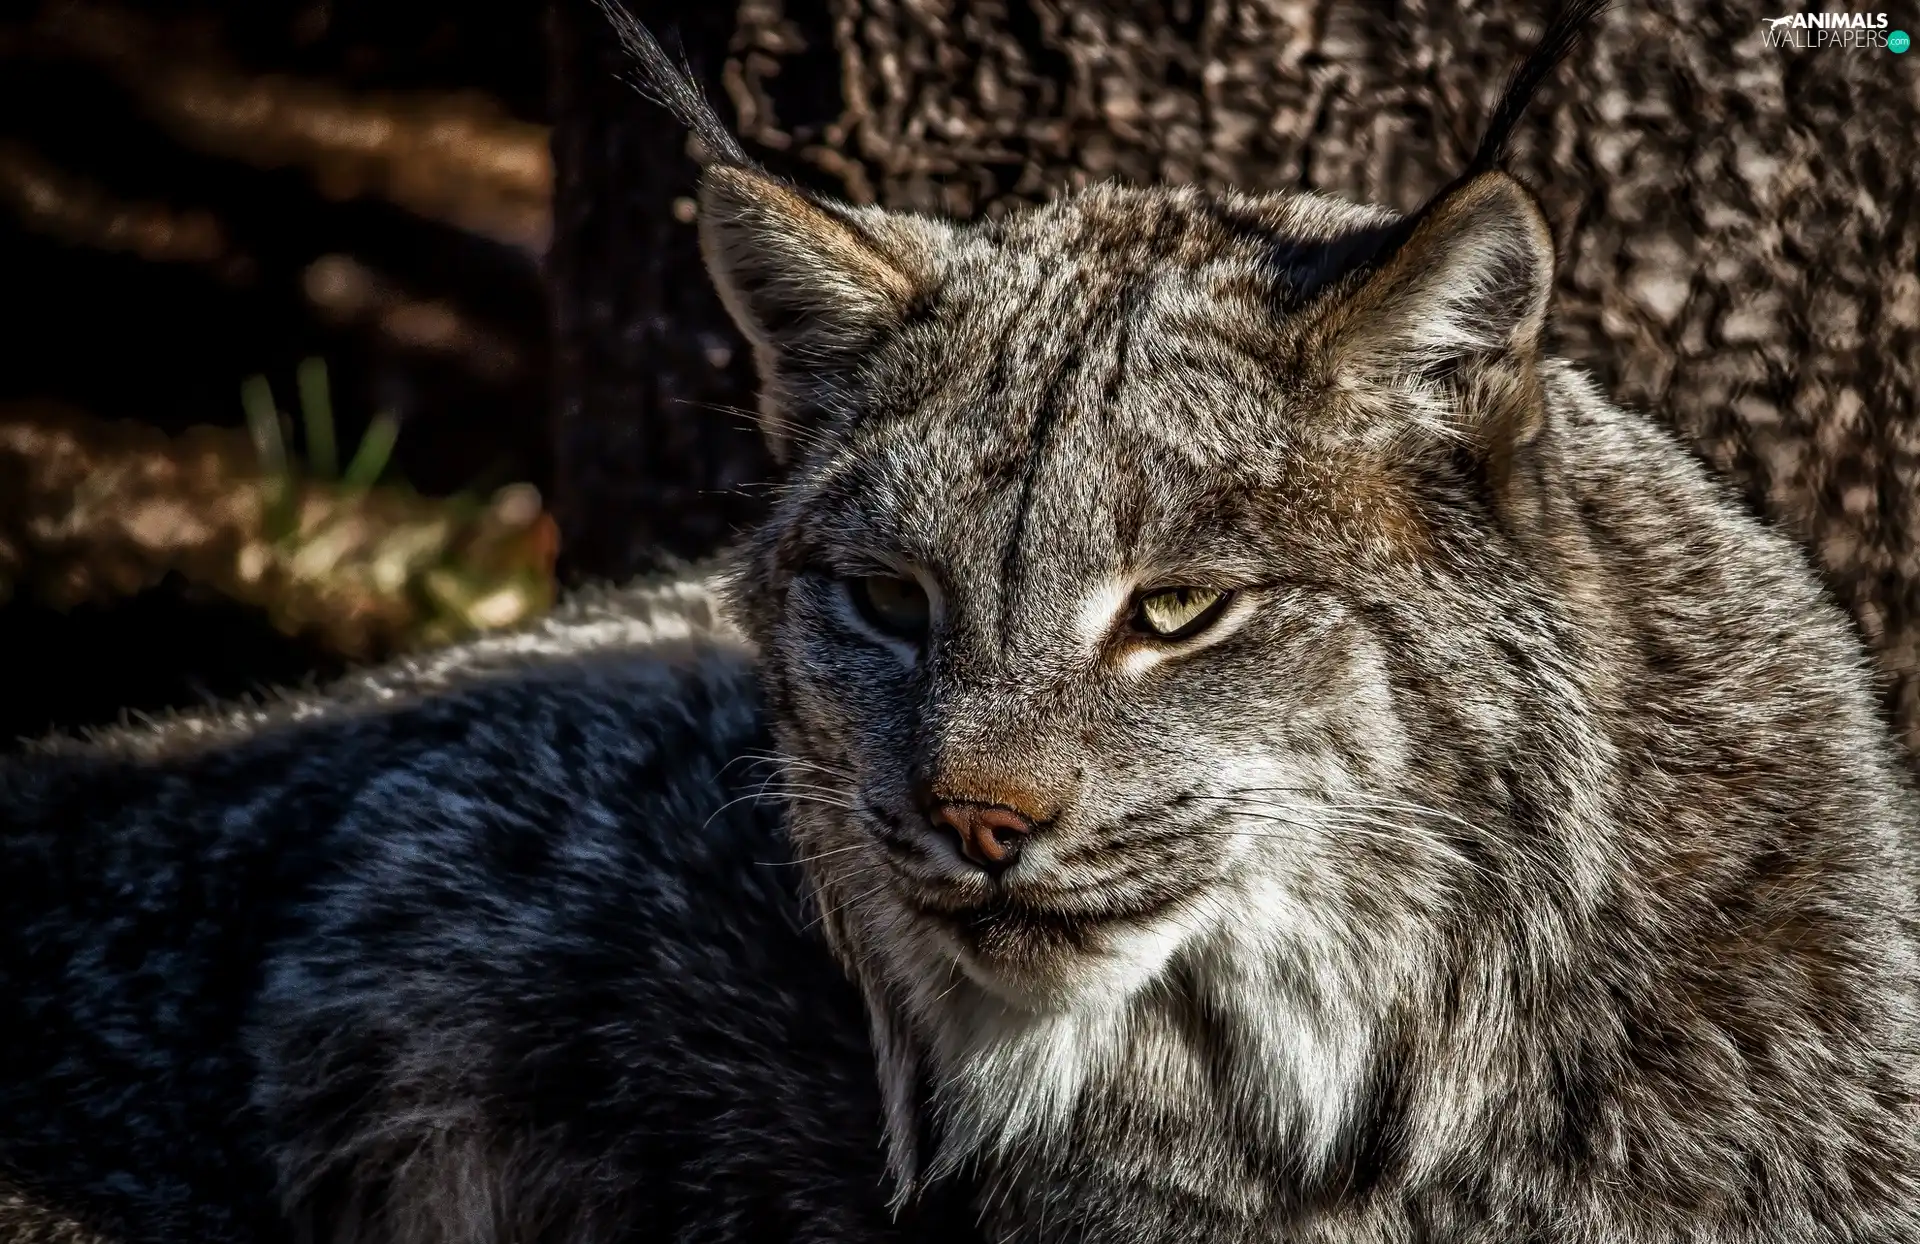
[{"x1": 549, "y1": 0, "x2": 1920, "y2": 754}]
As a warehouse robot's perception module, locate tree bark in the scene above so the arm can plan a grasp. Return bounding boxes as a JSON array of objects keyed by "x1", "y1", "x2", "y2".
[
  {"x1": 547, "y1": 0, "x2": 776, "y2": 582},
  {"x1": 547, "y1": 0, "x2": 1920, "y2": 754}
]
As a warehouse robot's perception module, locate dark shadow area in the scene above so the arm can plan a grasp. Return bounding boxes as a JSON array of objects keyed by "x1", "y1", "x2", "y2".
[
  {"x1": 0, "y1": 575, "x2": 348, "y2": 751},
  {"x1": 0, "y1": 0, "x2": 550, "y2": 743}
]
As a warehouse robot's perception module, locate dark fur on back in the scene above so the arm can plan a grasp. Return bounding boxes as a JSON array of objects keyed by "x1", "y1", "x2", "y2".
[{"x1": 2, "y1": 581, "x2": 975, "y2": 1244}]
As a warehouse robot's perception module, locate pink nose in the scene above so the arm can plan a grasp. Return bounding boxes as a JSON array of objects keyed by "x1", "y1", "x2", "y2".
[{"x1": 930, "y1": 802, "x2": 1036, "y2": 873}]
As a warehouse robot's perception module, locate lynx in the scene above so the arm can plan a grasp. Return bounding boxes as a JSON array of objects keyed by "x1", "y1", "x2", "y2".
[{"x1": 6, "y1": 1, "x2": 1920, "y2": 1241}]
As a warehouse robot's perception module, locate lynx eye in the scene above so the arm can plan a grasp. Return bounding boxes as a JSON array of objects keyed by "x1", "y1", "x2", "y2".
[
  {"x1": 1132, "y1": 587, "x2": 1229, "y2": 641},
  {"x1": 847, "y1": 575, "x2": 931, "y2": 641}
]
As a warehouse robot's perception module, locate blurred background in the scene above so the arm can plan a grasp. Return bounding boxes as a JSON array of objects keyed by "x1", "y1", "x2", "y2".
[
  {"x1": 0, "y1": 0, "x2": 559, "y2": 743},
  {"x1": 3, "y1": 0, "x2": 1916, "y2": 759}
]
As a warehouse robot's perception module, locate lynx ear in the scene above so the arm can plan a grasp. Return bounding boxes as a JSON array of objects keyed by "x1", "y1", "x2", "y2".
[
  {"x1": 1312, "y1": 171, "x2": 1555, "y2": 444},
  {"x1": 591, "y1": 2, "x2": 949, "y2": 460},
  {"x1": 697, "y1": 167, "x2": 947, "y2": 461}
]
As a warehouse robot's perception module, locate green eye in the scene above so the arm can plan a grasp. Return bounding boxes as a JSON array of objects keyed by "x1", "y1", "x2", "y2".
[
  {"x1": 1133, "y1": 587, "x2": 1229, "y2": 640},
  {"x1": 848, "y1": 575, "x2": 931, "y2": 641}
]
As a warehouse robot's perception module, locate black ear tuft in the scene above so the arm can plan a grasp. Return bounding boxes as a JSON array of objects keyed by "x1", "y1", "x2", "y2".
[
  {"x1": 587, "y1": 1, "x2": 951, "y2": 463},
  {"x1": 1341, "y1": 0, "x2": 1602, "y2": 290},
  {"x1": 591, "y1": 0, "x2": 751, "y2": 169},
  {"x1": 1466, "y1": 0, "x2": 1609, "y2": 177}
]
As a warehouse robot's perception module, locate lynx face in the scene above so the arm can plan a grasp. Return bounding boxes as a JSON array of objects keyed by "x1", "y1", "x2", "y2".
[
  {"x1": 711, "y1": 173, "x2": 1568, "y2": 1013},
  {"x1": 594, "y1": 7, "x2": 1920, "y2": 1235}
]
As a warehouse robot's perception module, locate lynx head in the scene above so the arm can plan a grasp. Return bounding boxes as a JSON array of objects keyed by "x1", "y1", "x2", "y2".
[
  {"x1": 603, "y1": 0, "x2": 1606, "y2": 1198},
  {"x1": 717, "y1": 168, "x2": 1596, "y2": 1190},
  {"x1": 713, "y1": 161, "x2": 1564, "y2": 971}
]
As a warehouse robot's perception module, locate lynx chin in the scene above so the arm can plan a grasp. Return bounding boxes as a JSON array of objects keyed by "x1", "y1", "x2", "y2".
[{"x1": 4, "y1": 0, "x2": 1920, "y2": 1241}]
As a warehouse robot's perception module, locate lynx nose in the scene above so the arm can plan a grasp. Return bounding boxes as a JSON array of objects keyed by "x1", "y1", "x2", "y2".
[{"x1": 930, "y1": 802, "x2": 1035, "y2": 874}]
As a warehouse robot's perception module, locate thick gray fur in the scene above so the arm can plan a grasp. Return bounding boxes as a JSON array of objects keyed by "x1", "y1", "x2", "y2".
[
  {"x1": 3, "y1": 577, "x2": 973, "y2": 1244},
  {"x1": 8, "y1": 3, "x2": 1920, "y2": 1243}
]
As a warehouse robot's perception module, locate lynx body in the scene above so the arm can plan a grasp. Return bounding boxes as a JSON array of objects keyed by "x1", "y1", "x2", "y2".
[{"x1": 6, "y1": 3, "x2": 1920, "y2": 1242}]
